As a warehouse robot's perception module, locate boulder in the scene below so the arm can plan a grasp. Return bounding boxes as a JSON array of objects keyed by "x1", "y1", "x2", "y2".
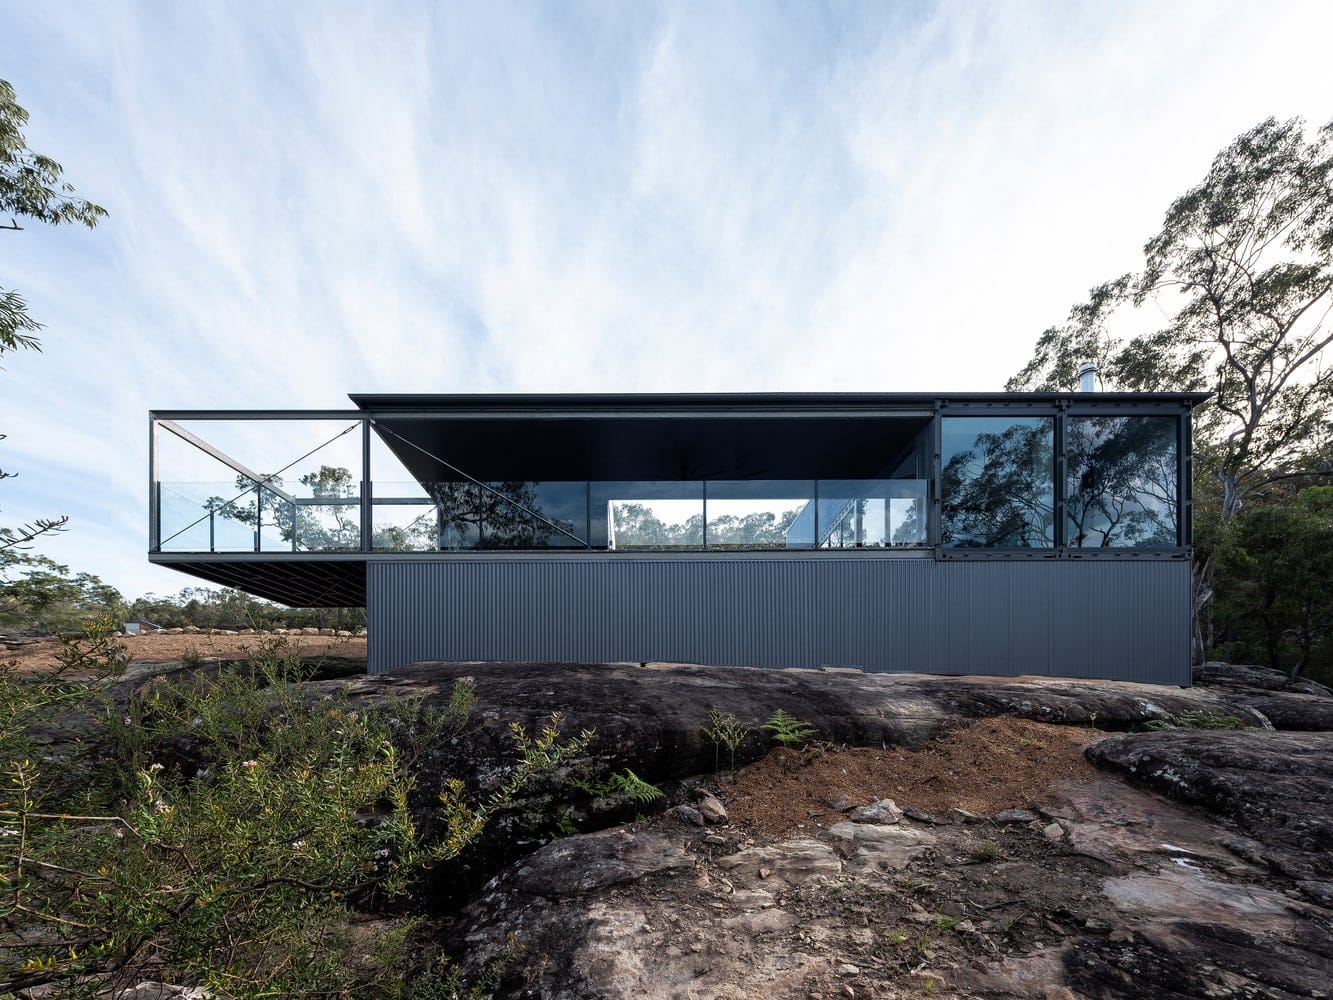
[{"x1": 1086, "y1": 730, "x2": 1333, "y2": 882}]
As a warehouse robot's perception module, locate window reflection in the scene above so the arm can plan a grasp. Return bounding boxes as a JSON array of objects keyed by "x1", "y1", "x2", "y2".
[
  {"x1": 706, "y1": 481, "x2": 814, "y2": 549},
  {"x1": 817, "y1": 480, "x2": 927, "y2": 548},
  {"x1": 1067, "y1": 417, "x2": 1177, "y2": 548},
  {"x1": 942, "y1": 417, "x2": 1054, "y2": 548}
]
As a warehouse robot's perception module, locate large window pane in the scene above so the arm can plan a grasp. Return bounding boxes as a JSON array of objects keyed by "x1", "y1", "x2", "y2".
[
  {"x1": 705, "y1": 481, "x2": 815, "y2": 549},
  {"x1": 591, "y1": 482, "x2": 704, "y2": 549},
  {"x1": 481, "y1": 481, "x2": 588, "y2": 549},
  {"x1": 816, "y1": 480, "x2": 928, "y2": 548},
  {"x1": 941, "y1": 417, "x2": 1054, "y2": 548},
  {"x1": 1067, "y1": 416, "x2": 1178, "y2": 548}
]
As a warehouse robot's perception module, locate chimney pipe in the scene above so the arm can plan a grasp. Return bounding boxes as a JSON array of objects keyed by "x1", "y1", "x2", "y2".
[{"x1": 1077, "y1": 362, "x2": 1098, "y2": 393}]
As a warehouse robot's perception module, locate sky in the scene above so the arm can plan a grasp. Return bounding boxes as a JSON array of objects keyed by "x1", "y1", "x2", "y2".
[{"x1": 2, "y1": 0, "x2": 1331, "y2": 601}]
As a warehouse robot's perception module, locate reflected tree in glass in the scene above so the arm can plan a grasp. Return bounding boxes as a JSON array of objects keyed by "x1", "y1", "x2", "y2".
[
  {"x1": 942, "y1": 418, "x2": 1054, "y2": 547},
  {"x1": 212, "y1": 465, "x2": 362, "y2": 551},
  {"x1": 1067, "y1": 417, "x2": 1177, "y2": 547},
  {"x1": 431, "y1": 480, "x2": 578, "y2": 549},
  {"x1": 891, "y1": 497, "x2": 926, "y2": 545}
]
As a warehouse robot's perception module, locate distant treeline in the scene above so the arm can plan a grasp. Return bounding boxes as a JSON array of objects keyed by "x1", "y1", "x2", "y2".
[{"x1": 0, "y1": 557, "x2": 364, "y2": 635}]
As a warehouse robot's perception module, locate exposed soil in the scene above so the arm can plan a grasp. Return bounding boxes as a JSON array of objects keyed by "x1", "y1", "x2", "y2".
[
  {"x1": 727, "y1": 718, "x2": 1103, "y2": 836},
  {"x1": 2, "y1": 631, "x2": 367, "y2": 674}
]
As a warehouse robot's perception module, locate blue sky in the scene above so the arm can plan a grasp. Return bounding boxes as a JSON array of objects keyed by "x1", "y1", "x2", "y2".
[{"x1": 3, "y1": 0, "x2": 1331, "y2": 599}]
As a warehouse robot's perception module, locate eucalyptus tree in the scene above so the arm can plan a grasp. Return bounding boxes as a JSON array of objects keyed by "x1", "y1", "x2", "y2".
[
  {"x1": 1009, "y1": 116, "x2": 1333, "y2": 659},
  {"x1": 0, "y1": 79, "x2": 106, "y2": 557}
]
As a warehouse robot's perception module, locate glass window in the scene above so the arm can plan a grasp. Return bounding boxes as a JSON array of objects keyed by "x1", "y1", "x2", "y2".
[
  {"x1": 590, "y1": 482, "x2": 704, "y2": 549},
  {"x1": 705, "y1": 481, "x2": 815, "y2": 549},
  {"x1": 482, "y1": 481, "x2": 588, "y2": 549},
  {"x1": 1067, "y1": 416, "x2": 1178, "y2": 548},
  {"x1": 816, "y1": 480, "x2": 928, "y2": 548},
  {"x1": 941, "y1": 417, "x2": 1054, "y2": 548}
]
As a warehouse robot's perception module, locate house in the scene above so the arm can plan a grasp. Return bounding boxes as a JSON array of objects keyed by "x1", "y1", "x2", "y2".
[{"x1": 148, "y1": 390, "x2": 1205, "y2": 683}]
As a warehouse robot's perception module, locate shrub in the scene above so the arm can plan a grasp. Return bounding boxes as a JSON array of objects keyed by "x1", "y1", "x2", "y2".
[{"x1": 0, "y1": 633, "x2": 590, "y2": 997}]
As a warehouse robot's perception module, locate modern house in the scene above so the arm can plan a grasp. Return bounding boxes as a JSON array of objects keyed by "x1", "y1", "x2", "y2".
[{"x1": 149, "y1": 390, "x2": 1205, "y2": 683}]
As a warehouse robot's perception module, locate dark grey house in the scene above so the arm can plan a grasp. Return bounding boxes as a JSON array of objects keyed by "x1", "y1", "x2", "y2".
[{"x1": 149, "y1": 391, "x2": 1205, "y2": 683}]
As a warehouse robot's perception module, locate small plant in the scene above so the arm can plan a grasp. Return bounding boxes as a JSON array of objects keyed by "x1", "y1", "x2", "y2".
[
  {"x1": 761, "y1": 708, "x2": 818, "y2": 748},
  {"x1": 702, "y1": 708, "x2": 753, "y2": 773},
  {"x1": 881, "y1": 927, "x2": 909, "y2": 947},
  {"x1": 570, "y1": 767, "x2": 664, "y2": 804},
  {"x1": 551, "y1": 806, "x2": 579, "y2": 838},
  {"x1": 54, "y1": 614, "x2": 129, "y2": 678},
  {"x1": 969, "y1": 839, "x2": 1003, "y2": 862},
  {"x1": 1142, "y1": 710, "x2": 1246, "y2": 731}
]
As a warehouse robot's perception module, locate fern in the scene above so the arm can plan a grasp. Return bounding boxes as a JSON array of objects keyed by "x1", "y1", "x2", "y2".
[
  {"x1": 702, "y1": 708, "x2": 753, "y2": 773},
  {"x1": 762, "y1": 708, "x2": 817, "y2": 748},
  {"x1": 571, "y1": 768, "x2": 664, "y2": 804}
]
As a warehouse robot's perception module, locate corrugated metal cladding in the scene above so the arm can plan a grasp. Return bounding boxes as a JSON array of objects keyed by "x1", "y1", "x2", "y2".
[{"x1": 367, "y1": 556, "x2": 1193, "y2": 686}]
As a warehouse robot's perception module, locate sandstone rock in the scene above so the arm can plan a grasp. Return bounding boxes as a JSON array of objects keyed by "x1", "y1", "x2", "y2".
[
  {"x1": 1087, "y1": 730, "x2": 1333, "y2": 880},
  {"x1": 674, "y1": 804, "x2": 704, "y2": 826},
  {"x1": 716, "y1": 838, "x2": 842, "y2": 888},
  {"x1": 902, "y1": 806, "x2": 952, "y2": 825},
  {"x1": 1194, "y1": 661, "x2": 1333, "y2": 697},
  {"x1": 113, "y1": 984, "x2": 210, "y2": 999},
  {"x1": 849, "y1": 798, "x2": 902, "y2": 824},
  {"x1": 697, "y1": 794, "x2": 728, "y2": 824},
  {"x1": 994, "y1": 808, "x2": 1039, "y2": 824},
  {"x1": 1043, "y1": 822, "x2": 1065, "y2": 841}
]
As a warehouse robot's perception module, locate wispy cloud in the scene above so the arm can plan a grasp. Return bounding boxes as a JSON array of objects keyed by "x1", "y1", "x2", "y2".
[{"x1": 2, "y1": 0, "x2": 1331, "y2": 596}]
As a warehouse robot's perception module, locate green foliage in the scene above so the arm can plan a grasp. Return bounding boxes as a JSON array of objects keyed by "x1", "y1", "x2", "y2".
[
  {"x1": 969, "y1": 839, "x2": 1003, "y2": 862},
  {"x1": 1141, "y1": 710, "x2": 1247, "y2": 731},
  {"x1": 1211, "y1": 486, "x2": 1333, "y2": 679},
  {"x1": 761, "y1": 708, "x2": 818, "y2": 749},
  {"x1": 0, "y1": 77, "x2": 106, "y2": 355},
  {"x1": 0, "y1": 636, "x2": 590, "y2": 997},
  {"x1": 570, "y1": 768, "x2": 664, "y2": 804},
  {"x1": 702, "y1": 708, "x2": 753, "y2": 773},
  {"x1": 0, "y1": 553, "x2": 125, "y2": 631}
]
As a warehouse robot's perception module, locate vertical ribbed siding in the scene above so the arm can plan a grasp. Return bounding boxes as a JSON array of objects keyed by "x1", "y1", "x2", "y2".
[{"x1": 367, "y1": 556, "x2": 1191, "y2": 685}]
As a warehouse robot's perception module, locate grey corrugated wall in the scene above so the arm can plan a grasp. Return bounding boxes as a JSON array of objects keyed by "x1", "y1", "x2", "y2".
[{"x1": 366, "y1": 555, "x2": 1192, "y2": 685}]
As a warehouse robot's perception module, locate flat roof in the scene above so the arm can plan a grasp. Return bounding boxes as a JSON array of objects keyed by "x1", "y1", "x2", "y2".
[{"x1": 350, "y1": 390, "x2": 1210, "y2": 412}]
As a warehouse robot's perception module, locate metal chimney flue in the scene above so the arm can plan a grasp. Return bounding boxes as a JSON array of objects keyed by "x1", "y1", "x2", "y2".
[{"x1": 1077, "y1": 362, "x2": 1098, "y2": 393}]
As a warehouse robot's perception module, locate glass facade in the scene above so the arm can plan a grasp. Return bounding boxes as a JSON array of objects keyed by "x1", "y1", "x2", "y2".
[
  {"x1": 941, "y1": 417, "x2": 1054, "y2": 548},
  {"x1": 1066, "y1": 416, "x2": 1178, "y2": 548},
  {"x1": 151, "y1": 406, "x2": 1188, "y2": 556}
]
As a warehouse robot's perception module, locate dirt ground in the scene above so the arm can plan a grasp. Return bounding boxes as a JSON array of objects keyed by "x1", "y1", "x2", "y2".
[
  {"x1": 727, "y1": 718, "x2": 1101, "y2": 836},
  {"x1": 1, "y1": 631, "x2": 368, "y2": 674}
]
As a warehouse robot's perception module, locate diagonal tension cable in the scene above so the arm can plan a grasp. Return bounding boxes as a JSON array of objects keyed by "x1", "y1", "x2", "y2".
[
  {"x1": 157, "y1": 422, "x2": 361, "y2": 548},
  {"x1": 371, "y1": 421, "x2": 587, "y2": 546}
]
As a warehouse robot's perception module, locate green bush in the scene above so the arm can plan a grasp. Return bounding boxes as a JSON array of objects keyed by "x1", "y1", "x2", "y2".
[{"x1": 1, "y1": 630, "x2": 590, "y2": 997}]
